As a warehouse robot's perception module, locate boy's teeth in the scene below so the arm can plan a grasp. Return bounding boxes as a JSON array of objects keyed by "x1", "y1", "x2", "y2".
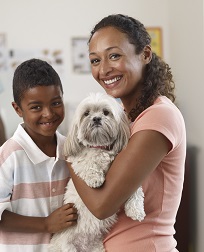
[{"x1": 104, "y1": 77, "x2": 121, "y2": 85}]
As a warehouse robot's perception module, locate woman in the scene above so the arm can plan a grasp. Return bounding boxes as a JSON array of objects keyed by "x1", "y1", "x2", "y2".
[{"x1": 68, "y1": 14, "x2": 186, "y2": 251}]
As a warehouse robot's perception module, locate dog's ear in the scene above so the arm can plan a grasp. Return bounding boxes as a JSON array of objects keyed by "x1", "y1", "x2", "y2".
[
  {"x1": 113, "y1": 112, "x2": 130, "y2": 154},
  {"x1": 64, "y1": 120, "x2": 83, "y2": 158}
]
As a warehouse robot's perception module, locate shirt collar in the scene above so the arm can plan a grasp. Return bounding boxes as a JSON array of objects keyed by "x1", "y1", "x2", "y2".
[{"x1": 12, "y1": 123, "x2": 65, "y2": 164}]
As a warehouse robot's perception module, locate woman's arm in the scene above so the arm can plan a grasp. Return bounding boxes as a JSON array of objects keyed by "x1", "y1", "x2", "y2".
[
  {"x1": 0, "y1": 203, "x2": 77, "y2": 233},
  {"x1": 68, "y1": 130, "x2": 171, "y2": 219}
]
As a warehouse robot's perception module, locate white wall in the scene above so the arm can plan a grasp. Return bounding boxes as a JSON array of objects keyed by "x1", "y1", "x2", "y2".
[
  {"x1": 0, "y1": 0, "x2": 170, "y2": 137},
  {"x1": 0, "y1": 0, "x2": 203, "y2": 250}
]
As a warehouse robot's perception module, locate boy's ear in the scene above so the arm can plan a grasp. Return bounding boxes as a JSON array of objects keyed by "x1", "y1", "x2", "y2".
[
  {"x1": 142, "y1": 45, "x2": 152, "y2": 64},
  {"x1": 12, "y1": 102, "x2": 23, "y2": 117}
]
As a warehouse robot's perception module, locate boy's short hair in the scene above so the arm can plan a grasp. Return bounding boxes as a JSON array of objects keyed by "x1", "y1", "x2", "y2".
[{"x1": 13, "y1": 58, "x2": 63, "y2": 106}]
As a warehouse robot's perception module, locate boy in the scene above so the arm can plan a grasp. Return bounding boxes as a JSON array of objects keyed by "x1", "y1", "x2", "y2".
[{"x1": 0, "y1": 59, "x2": 77, "y2": 251}]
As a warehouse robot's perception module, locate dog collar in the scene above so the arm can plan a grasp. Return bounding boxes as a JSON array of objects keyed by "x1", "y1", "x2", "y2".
[{"x1": 89, "y1": 145, "x2": 111, "y2": 150}]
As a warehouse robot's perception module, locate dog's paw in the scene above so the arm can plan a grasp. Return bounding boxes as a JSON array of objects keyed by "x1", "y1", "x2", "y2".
[
  {"x1": 124, "y1": 187, "x2": 146, "y2": 221},
  {"x1": 125, "y1": 204, "x2": 146, "y2": 221},
  {"x1": 84, "y1": 171, "x2": 105, "y2": 188}
]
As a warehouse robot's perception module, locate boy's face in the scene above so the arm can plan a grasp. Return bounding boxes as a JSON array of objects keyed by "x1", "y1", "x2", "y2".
[{"x1": 12, "y1": 85, "x2": 64, "y2": 142}]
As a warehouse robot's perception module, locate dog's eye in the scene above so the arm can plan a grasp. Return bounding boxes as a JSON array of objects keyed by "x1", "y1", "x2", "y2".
[
  {"x1": 103, "y1": 110, "x2": 109, "y2": 116},
  {"x1": 84, "y1": 111, "x2": 89, "y2": 116}
]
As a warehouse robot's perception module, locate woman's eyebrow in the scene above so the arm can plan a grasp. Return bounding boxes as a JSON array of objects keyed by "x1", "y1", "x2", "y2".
[{"x1": 89, "y1": 46, "x2": 120, "y2": 56}]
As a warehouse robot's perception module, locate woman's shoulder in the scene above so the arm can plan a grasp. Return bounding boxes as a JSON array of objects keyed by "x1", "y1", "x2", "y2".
[
  {"x1": 131, "y1": 96, "x2": 186, "y2": 148},
  {"x1": 135, "y1": 96, "x2": 184, "y2": 124},
  {"x1": 149, "y1": 96, "x2": 181, "y2": 114}
]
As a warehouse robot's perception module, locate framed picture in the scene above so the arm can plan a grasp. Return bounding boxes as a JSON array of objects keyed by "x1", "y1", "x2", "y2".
[
  {"x1": 72, "y1": 37, "x2": 91, "y2": 73},
  {"x1": 146, "y1": 27, "x2": 163, "y2": 58}
]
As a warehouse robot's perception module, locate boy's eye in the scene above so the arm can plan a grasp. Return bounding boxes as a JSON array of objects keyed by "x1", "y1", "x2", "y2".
[
  {"x1": 30, "y1": 106, "x2": 41, "y2": 110},
  {"x1": 52, "y1": 101, "x2": 63, "y2": 107}
]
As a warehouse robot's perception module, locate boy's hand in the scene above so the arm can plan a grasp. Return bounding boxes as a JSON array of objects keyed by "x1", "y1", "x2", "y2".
[{"x1": 45, "y1": 203, "x2": 78, "y2": 234}]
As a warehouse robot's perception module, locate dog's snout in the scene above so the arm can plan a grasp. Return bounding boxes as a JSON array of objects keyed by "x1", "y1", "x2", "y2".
[{"x1": 93, "y1": 117, "x2": 102, "y2": 124}]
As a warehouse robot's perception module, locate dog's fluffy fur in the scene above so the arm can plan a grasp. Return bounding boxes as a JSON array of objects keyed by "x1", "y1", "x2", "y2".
[{"x1": 49, "y1": 92, "x2": 145, "y2": 252}]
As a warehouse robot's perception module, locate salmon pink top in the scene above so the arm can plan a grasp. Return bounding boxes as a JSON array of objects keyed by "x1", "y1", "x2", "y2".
[{"x1": 104, "y1": 96, "x2": 186, "y2": 252}]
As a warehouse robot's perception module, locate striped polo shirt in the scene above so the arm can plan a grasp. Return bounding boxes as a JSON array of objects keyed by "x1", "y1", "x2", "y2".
[{"x1": 0, "y1": 123, "x2": 69, "y2": 252}]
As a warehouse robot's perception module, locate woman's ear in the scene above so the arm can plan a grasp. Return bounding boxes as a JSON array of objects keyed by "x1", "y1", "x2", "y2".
[
  {"x1": 12, "y1": 102, "x2": 23, "y2": 117},
  {"x1": 142, "y1": 45, "x2": 152, "y2": 64}
]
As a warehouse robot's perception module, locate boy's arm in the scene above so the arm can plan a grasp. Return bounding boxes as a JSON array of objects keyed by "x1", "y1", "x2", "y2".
[
  {"x1": 0, "y1": 203, "x2": 77, "y2": 234},
  {"x1": 0, "y1": 210, "x2": 47, "y2": 233}
]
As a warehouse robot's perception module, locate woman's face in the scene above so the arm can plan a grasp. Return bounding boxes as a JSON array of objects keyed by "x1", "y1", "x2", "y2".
[{"x1": 89, "y1": 26, "x2": 147, "y2": 103}]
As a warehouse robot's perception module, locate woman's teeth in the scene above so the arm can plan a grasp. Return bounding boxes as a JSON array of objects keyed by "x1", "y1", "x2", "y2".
[{"x1": 104, "y1": 76, "x2": 121, "y2": 85}]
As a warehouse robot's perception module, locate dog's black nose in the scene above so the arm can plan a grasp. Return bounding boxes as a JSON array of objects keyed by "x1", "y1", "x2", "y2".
[{"x1": 93, "y1": 117, "x2": 101, "y2": 125}]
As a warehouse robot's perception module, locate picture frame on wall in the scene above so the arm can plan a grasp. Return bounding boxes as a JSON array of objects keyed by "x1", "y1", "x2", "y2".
[
  {"x1": 72, "y1": 37, "x2": 91, "y2": 74},
  {"x1": 146, "y1": 27, "x2": 163, "y2": 58}
]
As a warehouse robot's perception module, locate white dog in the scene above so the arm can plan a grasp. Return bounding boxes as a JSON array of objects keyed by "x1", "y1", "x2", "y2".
[{"x1": 49, "y1": 92, "x2": 145, "y2": 252}]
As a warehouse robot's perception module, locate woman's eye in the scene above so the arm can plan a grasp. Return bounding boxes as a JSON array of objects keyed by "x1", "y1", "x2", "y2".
[
  {"x1": 103, "y1": 110, "x2": 109, "y2": 116},
  {"x1": 110, "y1": 54, "x2": 120, "y2": 60},
  {"x1": 90, "y1": 58, "x2": 100, "y2": 65}
]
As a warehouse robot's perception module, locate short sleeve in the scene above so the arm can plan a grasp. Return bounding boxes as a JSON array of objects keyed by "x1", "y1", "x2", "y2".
[
  {"x1": 131, "y1": 99, "x2": 186, "y2": 149},
  {"x1": 0, "y1": 143, "x2": 14, "y2": 219}
]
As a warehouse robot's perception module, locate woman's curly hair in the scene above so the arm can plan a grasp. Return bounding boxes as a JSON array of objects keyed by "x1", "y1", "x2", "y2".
[{"x1": 88, "y1": 14, "x2": 175, "y2": 121}]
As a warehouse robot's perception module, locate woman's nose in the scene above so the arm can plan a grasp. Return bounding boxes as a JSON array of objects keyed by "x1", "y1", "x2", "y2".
[{"x1": 99, "y1": 60, "x2": 112, "y2": 76}]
